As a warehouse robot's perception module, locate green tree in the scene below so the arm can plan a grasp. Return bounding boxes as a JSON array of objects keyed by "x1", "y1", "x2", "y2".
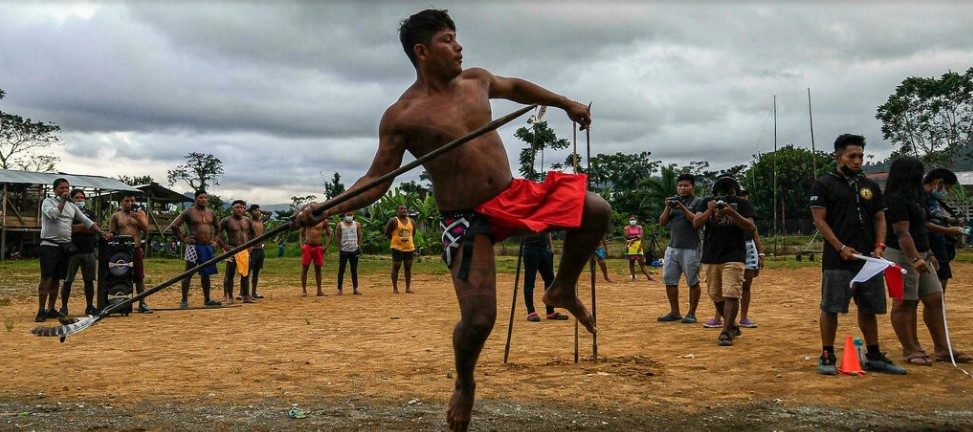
[
  {"x1": 117, "y1": 175, "x2": 155, "y2": 186},
  {"x1": 323, "y1": 172, "x2": 345, "y2": 200},
  {"x1": 739, "y1": 144, "x2": 832, "y2": 234},
  {"x1": 0, "y1": 88, "x2": 63, "y2": 171},
  {"x1": 167, "y1": 152, "x2": 225, "y2": 192},
  {"x1": 876, "y1": 67, "x2": 973, "y2": 167},
  {"x1": 514, "y1": 120, "x2": 570, "y2": 181}
]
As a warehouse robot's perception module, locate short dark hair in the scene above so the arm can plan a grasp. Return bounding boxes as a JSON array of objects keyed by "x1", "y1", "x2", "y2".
[
  {"x1": 194, "y1": 190, "x2": 208, "y2": 198},
  {"x1": 122, "y1": 192, "x2": 136, "y2": 200},
  {"x1": 923, "y1": 168, "x2": 958, "y2": 186},
  {"x1": 399, "y1": 9, "x2": 455, "y2": 67},
  {"x1": 53, "y1": 178, "x2": 69, "y2": 189},
  {"x1": 232, "y1": 199, "x2": 246, "y2": 207},
  {"x1": 70, "y1": 188, "x2": 84, "y2": 198},
  {"x1": 676, "y1": 173, "x2": 695, "y2": 184},
  {"x1": 833, "y1": 134, "x2": 866, "y2": 154},
  {"x1": 247, "y1": 204, "x2": 260, "y2": 212}
]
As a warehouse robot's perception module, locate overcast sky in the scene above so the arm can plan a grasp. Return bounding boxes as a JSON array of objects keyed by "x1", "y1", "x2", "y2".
[{"x1": 2, "y1": 1, "x2": 971, "y2": 205}]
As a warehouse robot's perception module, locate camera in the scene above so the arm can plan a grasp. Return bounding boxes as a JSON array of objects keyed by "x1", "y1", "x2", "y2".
[
  {"x1": 131, "y1": 203, "x2": 142, "y2": 212},
  {"x1": 666, "y1": 196, "x2": 681, "y2": 205},
  {"x1": 714, "y1": 195, "x2": 727, "y2": 209}
]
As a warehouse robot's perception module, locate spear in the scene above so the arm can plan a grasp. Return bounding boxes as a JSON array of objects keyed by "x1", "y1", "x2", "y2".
[{"x1": 32, "y1": 104, "x2": 538, "y2": 341}]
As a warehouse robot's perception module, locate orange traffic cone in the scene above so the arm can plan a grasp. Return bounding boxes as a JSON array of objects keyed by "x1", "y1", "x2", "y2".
[{"x1": 838, "y1": 335, "x2": 866, "y2": 375}]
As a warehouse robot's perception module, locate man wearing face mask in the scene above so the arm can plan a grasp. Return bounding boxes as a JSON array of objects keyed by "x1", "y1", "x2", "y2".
[
  {"x1": 923, "y1": 168, "x2": 965, "y2": 293},
  {"x1": 624, "y1": 215, "x2": 656, "y2": 282},
  {"x1": 336, "y1": 211, "x2": 363, "y2": 295},
  {"x1": 59, "y1": 189, "x2": 100, "y2": 316},
  {"x1": 37, "y1": 179, "x2": 106, "y2": 322},
  {"x1": 810, "y1": 134, "x2": 904, "y2": 375}
]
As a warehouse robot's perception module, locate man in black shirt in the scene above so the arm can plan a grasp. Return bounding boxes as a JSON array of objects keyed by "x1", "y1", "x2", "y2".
[
  {"x1": 809, "y1": 134, "x2": 904, "y2": 375},
  {"x1": 692, "y1": 176, "x2": 754, "y2": 347}
]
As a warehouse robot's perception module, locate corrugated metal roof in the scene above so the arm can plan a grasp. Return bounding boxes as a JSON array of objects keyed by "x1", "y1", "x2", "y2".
[
  {"x1": 0, "y1": 169, "x2": 139, "y2": 191},
  {"x1": 134, "y1": 182, "x2": 193, "y2": 202}
]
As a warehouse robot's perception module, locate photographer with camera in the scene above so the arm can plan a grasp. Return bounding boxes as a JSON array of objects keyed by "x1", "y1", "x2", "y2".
[
  {"x1": 657, "y1": 173, "x2": 703, "y2": 324},
  {"x1": 692, "y1": 176, "x2": 754, "y2": 346},
  {"x1": 108, "y1": 193, "x2": 153, "y2": 313},
  {"x1": 37, "y1": 178, "x2": 107, "y2": 322}
]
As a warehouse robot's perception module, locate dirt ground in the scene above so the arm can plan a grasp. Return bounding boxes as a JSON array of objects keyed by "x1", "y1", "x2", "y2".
[{"x1": 2, "y1": 259, "x2": 973, "y2": 431}]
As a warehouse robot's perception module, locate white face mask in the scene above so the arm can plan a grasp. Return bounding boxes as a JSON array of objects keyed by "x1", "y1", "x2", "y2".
[
  {"x1": 345, "y1": 216, "x2": 354, "y2": 222},
  {"x1": 629, "y1": 220, "x2": 637, "y2": 226},
  {"x1": 75, "y1": 201, "x2": 85, "y2": 209}
]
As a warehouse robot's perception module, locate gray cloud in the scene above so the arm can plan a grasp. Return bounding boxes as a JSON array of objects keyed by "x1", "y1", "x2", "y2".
[{"x1": 2, "y1": 1, "x2": 972, "y2": 205}]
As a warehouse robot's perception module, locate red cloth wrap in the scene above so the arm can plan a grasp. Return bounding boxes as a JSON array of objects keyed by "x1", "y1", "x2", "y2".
[{"x1": 474, "y1": 172, "x2": 587, "y2": 242}]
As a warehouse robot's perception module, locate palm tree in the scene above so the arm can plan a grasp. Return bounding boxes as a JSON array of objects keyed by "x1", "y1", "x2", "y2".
[{"x1": 634, "y1": 164, "x2": 679, "y2": 216}]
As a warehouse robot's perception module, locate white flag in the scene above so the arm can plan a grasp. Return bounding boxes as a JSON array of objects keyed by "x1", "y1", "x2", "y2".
[{"x1": 849, "y1": 254, "x2": 893, "y2": 287}]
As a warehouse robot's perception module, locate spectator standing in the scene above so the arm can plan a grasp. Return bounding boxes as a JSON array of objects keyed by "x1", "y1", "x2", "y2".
[
  {"x1": 59, "y1": 189, "x2": 100, "y2": 316},
  {"x1": 336, "y1": 211, "x2": 363, "y2": 295},
  {"x1": 658, "y1": 173, "x2": 702, "y2": 324},
  {"x1": 36, "y1": 179, "x2": 106, "y2": 322},
  {"x1": 624, "y1": 215, "x2": 656, "y2": 283},
  {"x1": 385, "y1": 204, "x2": 417, "y2": 293},
  {"x1": 692, "y1": 176, "x2": 754, "y2": 346},
  {"x1": 809, "y1": 134, "x2": 904, "y2": 375}
]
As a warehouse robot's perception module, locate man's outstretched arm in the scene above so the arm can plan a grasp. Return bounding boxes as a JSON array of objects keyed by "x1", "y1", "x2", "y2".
[{"x1": 483, "y1": 69, "x2": 591, "y2": 128}]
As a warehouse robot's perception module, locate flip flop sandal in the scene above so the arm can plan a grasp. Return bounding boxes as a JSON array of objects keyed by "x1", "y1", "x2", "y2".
[{"x1": 547, "y1": 312, "x2": 569, "y2": 320}]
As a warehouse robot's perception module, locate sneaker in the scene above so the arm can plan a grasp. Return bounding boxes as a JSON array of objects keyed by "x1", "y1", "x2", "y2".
[
  {"x1": 235, "y1": 296, "x2": 243, "y2": 301},
  {"x1": 85, "y1": 305, "x2": 99, "y2": 316},
  {"x1": 730, "y1": 326, "x2": 742, "y2": 338},
  {"x1": 702, "y1": 319, "x2": 723, "y2": 328},
  {"x1": 179, "y1": 301, "x2": 189, "y2": 309},
  {"x1": 59, "y1": 306, "x2": 69, "y2": 317},
  {"x1": 46, "y1": 309, "x2": 61, "y2": 318},
  {"x1": 739, "y1": 318, "x2": 758, "y2": 328},
  {"x1": 818, "y1": 351, "x2": 837, "y2": 375},
  {"x1": 681, "y1": 314, "x2": 697, "y2": 324},
  {"x1": 253, "y1": 294, "x2": 265, "y2": 299},
  {"x1": 526, "y1": 312, "x2": 541, "y2": 322},
  {"x1": 138, "y1": 303, "x2": 154, "y2": 314},
  {"x1": 34, "y1": 310, "x2": 46, "y2": 323},
  {"x1": 205, "y1": 300, "x2": 222, "y2": 307},
  {"x1": 863, "y1": 353, "x2": 907, "y2": 375},
  {"x1": 547, "y1": 311, "x2": 569, "y2": 320},
  {"x1": 657, "y1": 312, "x2": 682, "y2": 322}
]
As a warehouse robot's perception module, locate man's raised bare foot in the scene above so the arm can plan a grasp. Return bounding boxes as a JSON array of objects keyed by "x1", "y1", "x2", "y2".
[
  {"x1": 542, "y1": 289, "x2": 597, "y2": 334},
  {"x1": 445, "y1": 389, "x2": 474, "y2": 432},
  {"x1": 242, "y1": 296, "x2": 257, "y2": 304}
]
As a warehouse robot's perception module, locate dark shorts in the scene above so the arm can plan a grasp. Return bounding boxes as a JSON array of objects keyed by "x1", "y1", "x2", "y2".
[
  {"x1": 820, "y1": 269, "x2": 887, "y2": 315},
  {"x1": 65, "y1": 251, "x2": 97, "y2": 283},
  {"x1": 392, "y1": 249, "x2": 414, "y2": 262},
  {"x1": 250, "y1": 247, "x2": 265, "y2": 271},
  {"x1": 40, "y1": 244, "x2": 70, "y2": 280},
  {"x1": 929, "y1": 236, "x2": 953, "y2": 280}
]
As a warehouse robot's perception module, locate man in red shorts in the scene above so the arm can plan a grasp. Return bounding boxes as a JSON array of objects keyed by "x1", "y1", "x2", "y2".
[
  {"x1": 296, "y1": 9, "x2": 608, "y2": 431},
  {"x1": 299, "y1": 219, "x2": 332, "y2": 297}
]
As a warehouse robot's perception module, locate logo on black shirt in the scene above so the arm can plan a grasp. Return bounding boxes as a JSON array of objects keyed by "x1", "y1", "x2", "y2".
[{"x1": 859, "y1": 188, "x2": 873, "y2": 200}]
